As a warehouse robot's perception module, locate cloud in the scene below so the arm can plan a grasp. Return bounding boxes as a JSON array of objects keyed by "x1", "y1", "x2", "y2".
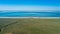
[{"x1": 0, "y1": 5, "x2": 60, "y2": 11}]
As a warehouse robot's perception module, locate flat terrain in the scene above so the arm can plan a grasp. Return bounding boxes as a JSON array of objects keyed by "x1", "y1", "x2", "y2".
[{"x1": 0, "y1": 18, "x2": 60, "y2": 34}]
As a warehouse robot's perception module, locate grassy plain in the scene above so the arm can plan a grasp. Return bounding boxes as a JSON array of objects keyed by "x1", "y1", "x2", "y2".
[{"x1": 0, "y1": 18, "x2": 60, "y2": 34}]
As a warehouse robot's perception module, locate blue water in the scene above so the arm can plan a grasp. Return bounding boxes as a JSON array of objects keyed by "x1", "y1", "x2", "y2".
[{"x1": 0, "y1": 11, "x2": 60, "y2": 17}]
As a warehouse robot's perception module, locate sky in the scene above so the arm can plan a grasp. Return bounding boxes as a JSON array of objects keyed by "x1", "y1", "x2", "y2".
[{"x1": 0, "y1": 0, "x2": 60, "y2": 11}]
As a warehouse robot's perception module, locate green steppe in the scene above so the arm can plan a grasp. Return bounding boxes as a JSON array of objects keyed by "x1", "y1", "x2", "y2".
[{"x1": 0, "y1": 18, "x2": 60, "y2": 34}]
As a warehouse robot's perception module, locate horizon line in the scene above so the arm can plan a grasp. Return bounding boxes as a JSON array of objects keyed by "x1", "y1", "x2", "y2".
[{"x1": 0, "y1": 5, "x2": 59, "y2": 11}]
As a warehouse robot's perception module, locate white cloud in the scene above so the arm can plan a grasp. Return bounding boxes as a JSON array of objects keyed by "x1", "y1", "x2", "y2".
[{"x1": 0, "y1": 5, "x2": 60, "y2": 11}]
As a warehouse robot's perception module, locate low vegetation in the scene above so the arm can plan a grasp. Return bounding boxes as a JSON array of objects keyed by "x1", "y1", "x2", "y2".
[{"x1": 0, "y1": 18, "x2": 60, "y2": 34}]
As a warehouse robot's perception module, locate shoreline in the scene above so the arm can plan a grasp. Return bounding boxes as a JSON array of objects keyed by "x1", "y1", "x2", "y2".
[{"x1": 0, "y1": 17, "x2": 60, "y2": 19}]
